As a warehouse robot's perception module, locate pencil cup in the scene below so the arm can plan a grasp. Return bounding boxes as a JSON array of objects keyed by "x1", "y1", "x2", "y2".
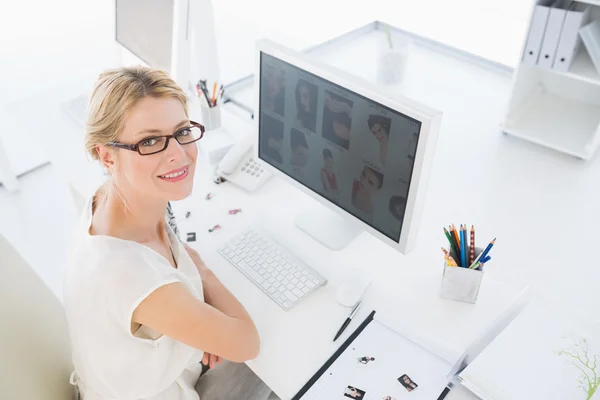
[
  {"x1": 377, "y1": 36, "x2": 411, "y2": 85},
  {"x1": 440, "y1": 247, "x2": 483, "y2": 304},
  {"x1": 200, "y1": 105, "x2": 221, "y2": 131}
]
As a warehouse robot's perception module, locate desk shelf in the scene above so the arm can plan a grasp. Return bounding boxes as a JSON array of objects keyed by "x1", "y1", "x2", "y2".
[{"x1": 503, "y1": 0, "x2": 600, "y2": 160}]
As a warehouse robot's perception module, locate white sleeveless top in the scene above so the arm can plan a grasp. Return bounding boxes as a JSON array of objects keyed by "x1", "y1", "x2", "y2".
[{"x1": 63, "y1": 195, "x2": 205, "y2": 399}]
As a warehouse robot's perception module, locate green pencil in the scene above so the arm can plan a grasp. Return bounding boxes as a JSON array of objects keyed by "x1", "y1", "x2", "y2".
[{"x1": 444, "y1": 227, "x2": 460, "y2": 260}]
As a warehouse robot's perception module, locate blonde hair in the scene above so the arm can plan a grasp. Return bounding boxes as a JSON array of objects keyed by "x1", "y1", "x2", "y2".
[{"x1": 84, "y1": 66, "x2": 189, "y2": 161}]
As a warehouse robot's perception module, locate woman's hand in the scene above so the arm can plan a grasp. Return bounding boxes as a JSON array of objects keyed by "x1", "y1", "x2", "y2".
[
  {"x1": 202, "y1": 352, "x2": 223, "y2": 369},
  {"x1": 183, "y1": 243, "x2": 213, "y2": 279}
]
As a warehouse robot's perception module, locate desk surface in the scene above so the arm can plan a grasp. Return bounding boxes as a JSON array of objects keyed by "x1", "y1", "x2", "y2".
[{"x1": 171, "y1": 105, "x2": 522, "y2": 400}]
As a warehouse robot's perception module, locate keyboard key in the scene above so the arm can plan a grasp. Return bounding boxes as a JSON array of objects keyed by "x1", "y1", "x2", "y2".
[
  {"x1": 284, "y1": 291, "x2": 298, "y2": 303},
  {"x1": 294, "y1": 271, "x2": 302, "y2": 278},
  {"x1": 268, "y1": 287, "x2": 276, "y2": 295},
  {"x1": 292, "y1": 288, "x2": 304, "y2": 298},
  {"x1": 261, "y1": 282, "x2": 271, "y2": 291},
  {"x1": 300, "y1": 276, "x2": 307, "y2": 283},
  {"x1": 301, "y1": 286, "x2": 310, "y2": 294},
  {"x1": 307, "y1": 281, "x2": 316, "y2": 289},
  {"x1": 291, "y1": 278, "x2": 299, "y2": 285},
  {"x1": 268, "y1": 277, "x2": 276, "y2": 284},
  {"x1": 286, "y1": 283, "x2": 295, "y2": 290}
]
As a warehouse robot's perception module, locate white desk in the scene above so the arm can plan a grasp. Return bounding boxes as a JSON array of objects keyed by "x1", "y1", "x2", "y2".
[{"x1": 170, "y1": 104, "x2": 523, "y2": 400}]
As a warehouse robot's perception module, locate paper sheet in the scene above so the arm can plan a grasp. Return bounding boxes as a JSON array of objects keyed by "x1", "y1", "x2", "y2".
[{"x1": 300, "y1": 315, "x2": 451, "y2": 400}]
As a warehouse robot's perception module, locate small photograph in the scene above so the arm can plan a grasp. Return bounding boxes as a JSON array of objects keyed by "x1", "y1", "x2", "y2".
[
  {"x1": 351, "y1": 166, "x2": 384, "y2": 216},
  {"x1": 383, "y1": 396, "x2": 396, "y2": 400},
  {"x1": 388, "y1": 195, "x2": 407, "y2": 222},
  {"x1": 356, "y1": 356, "x2": 375, "y2": 365},
  {"x1": 343, "y1": 385, "x2": 366, "y2": 399},
  {"x1": 398, "y1": 374, "x2": 418, "y2": 392},
  {"x1": 320, "y1": 148, "x2": 339, "y2": 198},
  {"x1": 322, "y1": 91, "x2": 353, "y2": 149},
  {"x1": 295, "y1": 79, "x2": 318, "y2": 132},
  {"x1": 259, "y1": 114, "x2": 284, "y2": 164},
  {"x1": 262, "y1": 65, "x2": 286, "y2": 117},
  {"x1": 290, "y1": 128, "x2": 309, "y2": 179},
  {"x1": 367, "y1": 114, "x2": 392, "y2": 165}
]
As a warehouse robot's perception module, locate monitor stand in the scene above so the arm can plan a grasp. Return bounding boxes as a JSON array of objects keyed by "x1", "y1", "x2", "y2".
[{"x1": 294, "y1": 201, "x2": 362, "y2": 250}]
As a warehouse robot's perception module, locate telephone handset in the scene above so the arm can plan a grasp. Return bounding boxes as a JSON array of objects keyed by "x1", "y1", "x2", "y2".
[{"x1": 215, "y1": 134, "x2": 271, "y2": 192}]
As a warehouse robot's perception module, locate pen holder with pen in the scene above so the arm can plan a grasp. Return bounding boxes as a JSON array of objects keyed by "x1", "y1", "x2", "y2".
[
  {"x1": 200, "y1": 105, "x2": 221, "y2": 131},
  {"x1": 440, "y1": 247, "x2": 483, "y2": 304}
]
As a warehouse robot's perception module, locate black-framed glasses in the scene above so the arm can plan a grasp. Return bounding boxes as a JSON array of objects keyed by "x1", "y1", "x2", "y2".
[{"x1": 107, "y1": 121, "x2": 205, "y2": 156}]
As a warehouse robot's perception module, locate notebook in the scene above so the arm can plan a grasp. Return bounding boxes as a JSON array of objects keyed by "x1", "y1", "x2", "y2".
[{"x1": 458, "y1": 294, "x2": 600, "y2": 400}]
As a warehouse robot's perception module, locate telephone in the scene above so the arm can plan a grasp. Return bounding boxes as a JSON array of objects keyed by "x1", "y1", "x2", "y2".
[{"x1": 215, "y1": 134, "x2": 271, "y2": 192}]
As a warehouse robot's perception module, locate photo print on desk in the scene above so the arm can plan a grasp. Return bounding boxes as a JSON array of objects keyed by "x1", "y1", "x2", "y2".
[
  {"x1": 294, "y1": 78, "x2": 318, "y2": 133},
  {"x1": 367, "y1": 114, "x2": 392, "y2": 165},
  {"x1": 357, "y1": 356, "x2": 375, "y2": 365},
  {"x1": 397, "y1": 374, "x2": 418, "y2": 392},
  {"x1": 259, "y1": 114, "x2": 285, "y2": 164},
  {"x1": 322, "y1": 90, "x2": 353, "y2": 149},
  {"x1": 351, "y1": 165, "x2": 384, "y2": 217},
  {"x1": 343, "y1": 385, "x2": 366, "y2": 399},
  {"x1": 261, "y1": 64, "x2": 286, "y2": 117}
]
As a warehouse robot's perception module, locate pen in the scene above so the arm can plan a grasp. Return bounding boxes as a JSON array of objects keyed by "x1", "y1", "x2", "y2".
[{"x1": 333, "y1": 300, "x2": 363, "y2": 342}]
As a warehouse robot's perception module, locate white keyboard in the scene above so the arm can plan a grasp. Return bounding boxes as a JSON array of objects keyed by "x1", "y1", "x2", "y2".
[{"x1": 218, "y1": 228, "x2": 327, "y2": 310}]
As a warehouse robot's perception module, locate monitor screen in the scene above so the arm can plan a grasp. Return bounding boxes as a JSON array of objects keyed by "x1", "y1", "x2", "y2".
[
  {"x1": 115, "y1": 0, "x2": 174, "y2": 72},
  {"x1": 258, "y1": 53, "x2": 422, "y2": 242}
]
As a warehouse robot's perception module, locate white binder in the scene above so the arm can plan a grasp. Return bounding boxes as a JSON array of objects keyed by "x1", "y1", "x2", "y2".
[
  {"x1": 523, "y1": 0, "x2": 553, "y2": 66},
  {"x1": 580, "y1": 20, "x2": 600, "y2": 76},
  {"x1": 538, "y1": 0, "x2": 569, "y2": 68},
  {"x1": 553, "y1": 3, "x2": 590, "y2": 71}
]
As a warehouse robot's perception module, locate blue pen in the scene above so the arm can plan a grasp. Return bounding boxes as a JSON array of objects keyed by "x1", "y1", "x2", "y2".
[{"x1": 460, "y1": 225, "x2": 467, "y2": 268}]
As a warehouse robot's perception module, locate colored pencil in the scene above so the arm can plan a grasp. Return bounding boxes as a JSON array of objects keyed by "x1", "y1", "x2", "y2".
[
  {"x1": 444, "y1": 228, "x2": 460, "y2": 258},
  {"x1": 441, "y1": 248, "x2": 458, "y2": 266},
  {"x1": 211, "y1": 82, "x2": 218, "y2": 106},
  {"x1": 478, "y1": 238, "x2": 496, "y2": 262},
  {"x1": 469, "y1": 225, "x2": 476, "y2": 266},
  {"x1": 451, "y1": 224, "x2": 460, "y2": 254},
  {"x1": 460, "y1": 225, "x2": 467, "y2": 268}
]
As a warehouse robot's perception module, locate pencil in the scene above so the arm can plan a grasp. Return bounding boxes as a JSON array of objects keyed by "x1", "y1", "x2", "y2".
[
  {"x1": 211, "y1": 82, "x2": 218, "y2": 106},
  {"x1": 460, "y1": 225, "x2": 467, "y2": 268},
  {"x1": 451, "y1": 224, "x2": 460, "y2": 248},
  {"x1": 469, "y1": 225, "x2": 476, "y2": 266},
  {"x1": 444, "y1": 228, "x2": 460, "y2": 258},
  {"x1": 441, "y1": 248, "x2": 458, "y2": 266},
  {"x1": 478, "y1": 238, "x2": 496, "y2": 262}
]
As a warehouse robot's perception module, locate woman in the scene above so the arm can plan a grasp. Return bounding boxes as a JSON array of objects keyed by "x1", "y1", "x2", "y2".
[
  {"x1": 63, "y1": 66, "x2": 278, "y2": 400},
  {"x1": 295, "y1": 79, "x2": 317, "y2": 132},
  {"x1": 320, "y1": 148, "x2": 339, "y2": 197},
  {"x1": 290, "y1": 128, "x2": 309, "y2": 179},
  {"x1": 351, "y1": 166, "x2": 384, "y2": 216},
  {"x1": 367, "y1": 115, "x2": 391, "y2": 165}
]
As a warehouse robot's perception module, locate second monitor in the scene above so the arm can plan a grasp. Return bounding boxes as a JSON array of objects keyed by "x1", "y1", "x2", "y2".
[{"x1": 254, "y1": 40, "x2": 441, "y2": 254}]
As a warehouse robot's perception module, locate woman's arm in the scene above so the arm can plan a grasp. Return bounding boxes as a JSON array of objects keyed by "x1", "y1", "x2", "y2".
[{"x1": 132, "y1": 246, "x2": 260, "y2": 362}]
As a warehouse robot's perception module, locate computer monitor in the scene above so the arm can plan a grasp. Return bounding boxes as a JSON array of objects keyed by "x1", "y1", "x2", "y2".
[
  {"x1": 114, "y1": 0, "x2": 219, "y2": 95},
  {"x1": 253, "y1": 40, "x2": 442, "y2": 254}
]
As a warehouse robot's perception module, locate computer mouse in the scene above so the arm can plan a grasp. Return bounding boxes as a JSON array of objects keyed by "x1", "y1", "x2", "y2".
[{"x1": 335, "y1": 275, "x2": 372, "y2": 307}]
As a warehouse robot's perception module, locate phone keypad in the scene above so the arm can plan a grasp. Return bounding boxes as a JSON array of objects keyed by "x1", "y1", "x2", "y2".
[{"x1": 240, "y1": 158, "x2": 264, "y2": 178}]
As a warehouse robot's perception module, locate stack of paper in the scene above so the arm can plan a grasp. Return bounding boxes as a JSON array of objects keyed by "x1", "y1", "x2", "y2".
[{"x1": 459, "y1": 295, "x2": 600, "y2": 400}]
